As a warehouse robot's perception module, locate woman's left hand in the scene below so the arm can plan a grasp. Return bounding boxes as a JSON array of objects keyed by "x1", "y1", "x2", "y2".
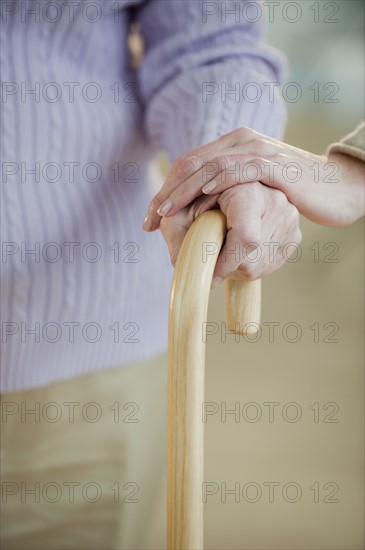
[{"x1": 158, "y1": 180, "x2": 302, "y2": 287}]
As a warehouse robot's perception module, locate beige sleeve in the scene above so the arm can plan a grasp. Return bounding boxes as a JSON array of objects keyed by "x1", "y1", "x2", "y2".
[{"x1": 326, "y1": 121, "x2": 365, "y2": 162}]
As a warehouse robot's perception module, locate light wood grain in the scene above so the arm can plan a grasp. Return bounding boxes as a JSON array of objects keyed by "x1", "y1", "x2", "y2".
[
  {"x1": 225, "y1": 278, "x2": 261, "y2": 334},
  {"x1": 167, "y1": 210, "x2": 261, "y2": 549}
]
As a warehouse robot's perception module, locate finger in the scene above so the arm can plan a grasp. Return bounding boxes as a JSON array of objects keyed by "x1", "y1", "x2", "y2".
[
  {"x1": 160, "y1": 194, "x2": 219, "y2": 267},
  {"x1": 257, "y1": 189, "x2": 302, "y2": 277},
  {"x1": 212, "y1": 229, "x2": 262, "y2": 287},
  {"x1": 142, "y1": 132, "x2": 237, "y2": 232},
  {"x1": 261, "y1": 187, "x2": 301, "y2": 243},
  {"x1": 154, "y1": 150, "x2": 286, "y2": 221},
  {"x1": 156, "y1": 153, "x2": 253, "y2": 219},
  {"x1": 142, "y1": 128, "x2": 277, "y2": 232},
  {"x1": 143, "y1": 153, "x2": 206, "y2": 232},
  {"x1": 190, "y1": 193, "x2": 220, "y2": 221},
  {"x1": 202, "y1": 157, "x2": 272, "y2": 195},
  {"x1": 159, "y1": 209, "x2": 193, "y2": 267},
  {"x1": 212, "y1": 184, "x2": 263, "y2": 286},
  {"x1": 160, "y1": 225, "x2": 188, "y2": 268},
  {"x1": 143, "y1": 128, "x2": 280, "y2": 231}
]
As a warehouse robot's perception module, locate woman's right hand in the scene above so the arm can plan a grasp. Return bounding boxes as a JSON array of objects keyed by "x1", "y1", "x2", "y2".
[{"x1": 144, "y1": 128, "x2": 365, "y2": 230}]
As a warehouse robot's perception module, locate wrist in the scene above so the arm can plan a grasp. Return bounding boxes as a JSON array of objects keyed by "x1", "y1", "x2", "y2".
[{"x1": 327, "y1": 152, "x2": 365, "y2": 224}]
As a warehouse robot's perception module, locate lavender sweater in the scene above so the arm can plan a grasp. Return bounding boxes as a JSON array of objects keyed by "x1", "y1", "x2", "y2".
[{"x1": 1, "y1": 0, "x2": 286, "y2": 392}]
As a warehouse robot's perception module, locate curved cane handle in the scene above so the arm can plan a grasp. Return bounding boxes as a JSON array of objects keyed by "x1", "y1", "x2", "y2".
[{"x1": 167, "y1": 210, "x2": 261, "y2": 550}]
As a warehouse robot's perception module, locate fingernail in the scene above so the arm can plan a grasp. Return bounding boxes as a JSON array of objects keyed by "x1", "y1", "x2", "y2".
[
  {"x1": 143, "y1": 214, "x2": 152, "y2": 231},
  {"x1": 157, "y1": 199, "x2": 172, "y2": 216},
  {"x1": 202, "y1": 180, "x2": 217, "y2": 194}
]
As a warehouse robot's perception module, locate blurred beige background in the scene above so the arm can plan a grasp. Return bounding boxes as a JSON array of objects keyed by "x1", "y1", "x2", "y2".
[
  {"x1": 1, "y1": 2, "x2": 363, "y2": 550},
  {"x1": 200, "y1": 1, "x2": 364, "y2": 548}
]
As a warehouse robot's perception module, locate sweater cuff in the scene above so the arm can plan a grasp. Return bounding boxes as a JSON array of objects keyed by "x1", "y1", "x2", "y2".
[
  {"x1": 326, "y1": 122, "x2": 365, "y2": 162},
  {"x1": 144, "y1": 59, "x2": 287, "y2": 163}
]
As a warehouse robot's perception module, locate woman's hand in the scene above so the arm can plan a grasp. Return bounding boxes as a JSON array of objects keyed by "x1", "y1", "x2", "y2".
[
  {"x1": 143, "y1": 127, "x2": 364, "y2": 231},
  {"x1": 159, "y1": 181, "x2": 302, "y2": 287}
]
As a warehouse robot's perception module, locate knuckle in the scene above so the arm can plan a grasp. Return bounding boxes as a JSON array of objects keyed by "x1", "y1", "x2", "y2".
[
  {"x1": 150, "y1": 194, "x2": 163, "y2": 210},
  {"x1": 272, "y1": 189, "x2": 288, "y2": 207},
  {"x1": 237, "y1": 262, "x2": 258, "y2": 281},
  {"x1": 223, "y1": 259, "x2": 239, "y2": 272},
  {"x1": 249, "y1": 137, "x2": 264, "y2": 152},
  {"x1": 172, "y1": 155, "x2": 199, "y2": 179},
  {"x1": 214, "y1": 154, "x2": 231, "y2": 171},
  {"x1": 238, "y1": 229, "x2": 260, "y2": 248},
  {"x1": 234, "y1": 127, "x2": 254, "y2": 142}
]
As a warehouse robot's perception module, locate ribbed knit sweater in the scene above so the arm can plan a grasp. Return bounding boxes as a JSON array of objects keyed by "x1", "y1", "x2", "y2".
[{"x1": 1, "y1": 0, "x2": 287, "y2": 392}]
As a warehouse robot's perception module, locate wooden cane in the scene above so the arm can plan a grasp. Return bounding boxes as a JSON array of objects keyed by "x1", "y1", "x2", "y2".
[{"x1": 167, "y1": 209, "x2": 261, "y2": 549}]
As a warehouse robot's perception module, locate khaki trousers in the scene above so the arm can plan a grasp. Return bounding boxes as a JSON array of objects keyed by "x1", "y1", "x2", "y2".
[{"x1": 1, "y1": 353, "x2": 167, "y2": 550}]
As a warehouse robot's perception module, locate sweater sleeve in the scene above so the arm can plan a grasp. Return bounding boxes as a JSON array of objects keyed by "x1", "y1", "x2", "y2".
[
  {"x1": 326, "y1": 122, "x2": 365, "y2": 163},
  {"x1": 135, "y1": 0, "x2": 288, "y2": 162}
]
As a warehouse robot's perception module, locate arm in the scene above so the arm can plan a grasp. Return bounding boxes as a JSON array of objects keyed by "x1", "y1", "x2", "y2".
[
  {"x1": 136, "y1": 0, "x2": 287, "y2": 231},
  {"x1": 146, "y1": 124, "x2": 365, "y2": 229},
  {"x1": 137, "y1": 1, "x2": 303, "y2": 285}
]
